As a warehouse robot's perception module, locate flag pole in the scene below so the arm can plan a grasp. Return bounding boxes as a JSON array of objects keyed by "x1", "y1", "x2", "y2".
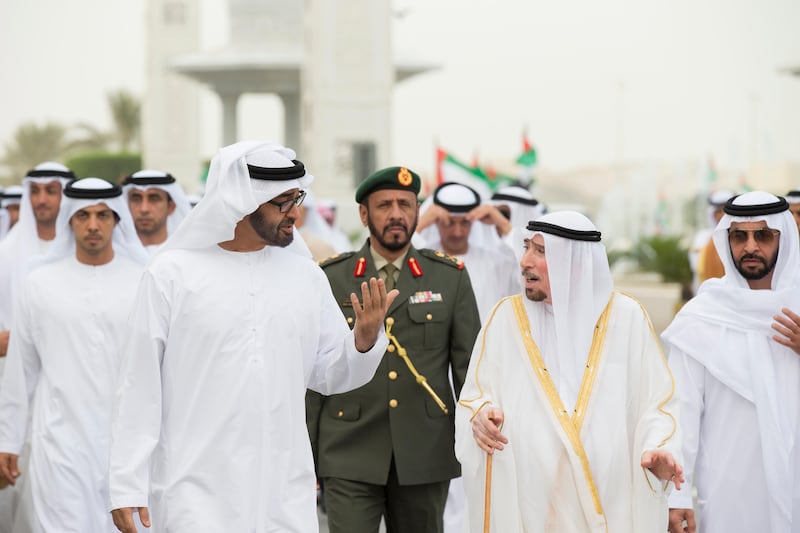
[{"x1": 483, "y1": 452, "x2": 493, "y2": 533}]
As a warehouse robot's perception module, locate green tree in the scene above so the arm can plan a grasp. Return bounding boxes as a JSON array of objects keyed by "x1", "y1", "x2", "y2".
[
  {"x1": 1, "y1": 122, "x2": 77, "y2": 180},
  {"x1": 626, "y1": 235, "x2": 692, "y2": 284},
  {"x1": 106, "y1": 89, "x2": 141, "y2": 152}
]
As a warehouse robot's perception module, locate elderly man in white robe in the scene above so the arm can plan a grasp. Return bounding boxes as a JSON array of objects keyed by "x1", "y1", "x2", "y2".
[
  {"x1": 0, "y1": 177, "x2": 148, "y2": 533},
  {"x1": 122, "y1": 169, "x2": 192, "y2": 254},
  {"x1": 108, "y1": 141, "x2": 397, "y2": 533},
  {"x1": 456, "y1": 211, "x2": 684, "y2": 533},
  {"x1": 662, "y1": 191, "x2": 800, "y2": 533}
]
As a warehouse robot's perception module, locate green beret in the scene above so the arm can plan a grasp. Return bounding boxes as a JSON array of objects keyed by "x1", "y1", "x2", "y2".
[{"x1": 355, "y1": 166, "x2": 421, "y2": 204}]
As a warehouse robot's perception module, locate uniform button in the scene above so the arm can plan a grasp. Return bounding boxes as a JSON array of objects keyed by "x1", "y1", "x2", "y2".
[
  {"x1": 426, "y1": 313, "x2": 433, "y2": 320},
  {"x1": 337, "y1": 410, "x2": 344, "y2": 417},
  {"x1": 387, "y1": 345, "x2": 396, "y2": 353},
  {"x1": 388, "y1": 371, "x2": 398, "y2": 380},
  {"x1": 347, "y1": 317, "x2": 354, "y2": 324},
  {"x1": 389, "y1": 399, "x2": 398, "y2": 408}
]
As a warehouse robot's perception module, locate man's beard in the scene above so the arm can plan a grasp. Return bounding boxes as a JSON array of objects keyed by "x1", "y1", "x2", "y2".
[
  {"x1": 522, "y1": 269, "x2": 548, "y2": 301},
  {"x1": 34, "y1": 206, "x2": 58, "y2": 225},
  {"x1": 733, "y1": 247, "x2": 779, "y2": 280},
  {"x1": 249, "y1": 208, "x2": 294, "y2": 247},
  {"x1": 367, "y1": 213, "x2": 417, "y2": 251},
  {"x1": 525, "y1": 288, "x2": 548, "y2": 302}
]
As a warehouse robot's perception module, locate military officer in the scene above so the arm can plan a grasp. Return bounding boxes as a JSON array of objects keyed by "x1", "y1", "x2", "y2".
[{"x1": 307, "y1": 166, "x2": 481, "y2": 533}]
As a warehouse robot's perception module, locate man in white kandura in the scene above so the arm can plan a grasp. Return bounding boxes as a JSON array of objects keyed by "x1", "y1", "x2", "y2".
[
  {"x1": 108, "y1": 141, "x2": 397, "y2": 533},
  {"x1": 122, "y1": 169, "x2": 192, "y2": 254},
  {"x1": 415, "y1": 182, "x2": 519, "y2": 323},
  {"x1": 0, "y1": 177, "x2": 148, "y2": 532},
  {"x1": 456, "y1": 211, "x2": 684, "y2": 533},
  {"x1": 663, "y1": 191, "x2": 800, "y2": 533}
]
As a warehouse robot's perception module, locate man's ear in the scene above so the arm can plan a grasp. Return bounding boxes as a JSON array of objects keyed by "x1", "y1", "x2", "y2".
[{"x1": 359, "y1": 204, "x2": 368, "y2": 227}]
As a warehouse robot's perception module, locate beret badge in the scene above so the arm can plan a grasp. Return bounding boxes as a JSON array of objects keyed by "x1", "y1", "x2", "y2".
[{"x1": 398, "y1": 167, "x2": 413, "y2": 186}]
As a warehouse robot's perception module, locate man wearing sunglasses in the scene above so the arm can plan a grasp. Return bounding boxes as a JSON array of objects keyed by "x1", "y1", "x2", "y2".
[
  {"x1": 662, "y1": 191, "x2": 800, "y2": 533},
  {"x1": 108, "y1": 141, "x2": 397, "y2": 533}
]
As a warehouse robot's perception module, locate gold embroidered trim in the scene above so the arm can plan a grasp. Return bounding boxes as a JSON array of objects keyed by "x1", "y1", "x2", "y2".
[
  {"x1": 572, "y1": 297, "x2": 613, "y2": 429},
  {"x1": 457, "y1": 296, "x2": 512, "y2": 417},
  {"x1": 511, "y1": 293, "x2": 612, "y2": 523},
  {"x1": 620, "y1": 291, "x2": 678, "y2": 449}
]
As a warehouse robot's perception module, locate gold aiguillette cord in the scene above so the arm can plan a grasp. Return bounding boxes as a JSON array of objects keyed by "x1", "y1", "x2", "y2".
[{"x1": 384, "y1": 317, "x2": 449, "y2": 414}]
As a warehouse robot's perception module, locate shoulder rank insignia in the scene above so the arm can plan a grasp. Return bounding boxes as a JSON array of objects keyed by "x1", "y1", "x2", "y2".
[
  {"x1": 407, "y1": 257, "x2": 423, "y2": 277},
  {"x1": 318, "y1": 251, "x2": 355, "y2": 269},
  {"x1": 353, "y1": 257, "x2": 367, "y2": 277},
  {"x1": 419, "y1": 249, "x2": 465, "y2": 270}
]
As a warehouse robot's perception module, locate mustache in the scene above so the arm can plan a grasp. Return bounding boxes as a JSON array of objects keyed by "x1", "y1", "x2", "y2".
[
  {"x1": 384, "y1": 222, "x2": 408, "y2": 231},
  {"x1": 739, "y1": 253, "x2": 766, "y2": 263},
  {"x1": 521, "y1": 269, "x2": 539, "y2": 280}
]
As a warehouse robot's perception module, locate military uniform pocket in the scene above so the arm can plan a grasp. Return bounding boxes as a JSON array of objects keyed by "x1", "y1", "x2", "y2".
[
  {"x1": 407, "y1": 302, "x2": 448, "y2": 348},
  {"x1": 326, "y1": 401, "x2": 361, "y2": 421}
]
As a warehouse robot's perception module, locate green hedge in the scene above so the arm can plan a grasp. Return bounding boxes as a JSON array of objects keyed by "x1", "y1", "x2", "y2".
[{"x1": 65, "y1": 152, "x2": 142, "y2": 184}]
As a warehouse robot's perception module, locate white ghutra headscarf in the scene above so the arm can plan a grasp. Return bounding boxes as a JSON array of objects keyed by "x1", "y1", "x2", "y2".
[
  {"x1": 33, "y1": 177, "x2": 150, "y2": 268},
  {"x1": 158, "y1": 141, "x2": 314, "y2": 257},
  {"x1": 523, "y1": 211, "x2": 613, "y2": 409}
]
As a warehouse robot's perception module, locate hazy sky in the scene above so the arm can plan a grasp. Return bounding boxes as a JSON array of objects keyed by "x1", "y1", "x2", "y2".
[{"x1": 1, "y1": 0, "x2": 798, "y2": 180}]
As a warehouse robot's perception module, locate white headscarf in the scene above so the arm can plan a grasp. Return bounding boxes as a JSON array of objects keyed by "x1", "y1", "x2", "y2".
[
  {"x1": 0, "y1": 162, "x2": 74, "y2": 316},
  {"x1": 710, "y1": 191, "x2": 800, "y2": 292},
  {"x1": 0, "y1": 185, "x2": 23, "y2": 240},
  {"x1": 663, "y1": 192, "x2": 800, "y2": 530},
  {"x1": 6, "y1": 162, "x2": 74, "y2": 249},
  {"x1": 0, "y1": 185, "x2": 23, "y2": 209},
  {"x1": 34, "y1": 177, "x2": 150, "y2": 268},
  {"x1": 300, "y1": 190, "x2": 351, "y2": 253},
  {"x1": 705, "y1": 189, "x2": 736, "y2": 229},
  {"x1": 158, "y1": 141, "x2": 314, "y2": 256},
  {"x1": 122, "y1": 170, "x2": 193, "y2": 235},
  {"x1": 490, "y1": 185, "x2": 546, "y2": 230},
  {"x1": 524, "y1": 211, "x2": 614, "y2": 408},
  {"x1": 417, "y1": 182, "x2": 504, "y2": 251}
]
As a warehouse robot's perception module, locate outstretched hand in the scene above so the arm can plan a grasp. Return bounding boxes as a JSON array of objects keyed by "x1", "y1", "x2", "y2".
[
  {"x1": 352, "y1": 277, "x2": 399, "y2": 352},
  {"x1": 641, "y1": 449, "x2": 684, "y2": 490},
  {"x1": 471, "y1": 406, "x2": 508, "y2": 454}
]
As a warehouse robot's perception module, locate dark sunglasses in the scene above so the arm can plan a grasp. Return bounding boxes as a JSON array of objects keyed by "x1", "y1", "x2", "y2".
[
  {"x1": 727, "y1": 228, "x2": 780, "y2": 245},
  {"x1": 267, "y1": 190, "x2": 306, "y2": 213}
]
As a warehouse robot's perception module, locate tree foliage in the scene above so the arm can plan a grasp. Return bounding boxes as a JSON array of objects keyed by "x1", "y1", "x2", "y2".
[
  {"x1": 106, "y1": 89, "x2": 141, "y2": 152},
  {"x1": 624, "y1": 235, "x2": 692, "y2": 284},
  {"x1": 1, "y1": 122, "x2": 80, "y2": 179},
  {"x1": 1, "y1": 89, "x2": 141, "y2": 182}
]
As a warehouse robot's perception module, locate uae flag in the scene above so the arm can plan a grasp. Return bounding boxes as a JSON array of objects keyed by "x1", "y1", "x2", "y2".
[
  {"x1": 515, "y1": 130, "x2": 538, "y2": 186},
  {"x1": 436, "y1": 148, "x2": 509, "y2": 199}
]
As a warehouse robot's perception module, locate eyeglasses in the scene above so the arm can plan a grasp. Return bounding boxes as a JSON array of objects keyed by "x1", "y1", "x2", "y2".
[
  {"x1": 727, "y1": 228, "x2": 780, "y2": 245},
  {"x1": 267, "y1": 190, "x2": 306, "y2": 213}
]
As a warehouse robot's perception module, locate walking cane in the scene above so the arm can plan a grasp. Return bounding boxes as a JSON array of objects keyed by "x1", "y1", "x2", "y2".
[{"x1": 483, "y1": 452, "x2": 493, "y2": 533}]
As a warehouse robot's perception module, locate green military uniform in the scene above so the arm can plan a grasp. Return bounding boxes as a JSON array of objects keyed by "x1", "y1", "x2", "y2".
[
  {"x1": 306, "y1": 164, "x2": 481, "y2": 533},
  {"x1": 307, "y1": 239, "x2": 480, "y2": 531}
]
